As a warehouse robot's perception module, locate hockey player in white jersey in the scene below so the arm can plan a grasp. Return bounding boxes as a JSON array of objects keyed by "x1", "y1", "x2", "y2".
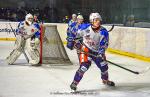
[
  {"x1": 70, "y1": 13, "x2": 115, "y2": 91},
  {"x1": 6, "y1": 13, "x2": 40, "y2": 65}
]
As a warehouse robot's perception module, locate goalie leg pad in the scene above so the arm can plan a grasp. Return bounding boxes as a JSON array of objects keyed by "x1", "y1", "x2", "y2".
[
  {"x1": 26, "y1": 38, "x2": 40, "y2": 65},
  {"x1": 6, "y1": 49, "x2": 22, "y2": 65},
  {"x1": 6, "y1": 36, "x2": 26, "y2": 65},
  {"x1": 27, "y1": 49, "x2": 40, "y2": 65},
  {"x1": 26, "y1": 39, "x2": 40, "y2": 65}
]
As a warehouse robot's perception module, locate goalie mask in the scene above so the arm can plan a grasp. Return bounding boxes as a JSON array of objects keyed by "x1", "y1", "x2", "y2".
[{"x1": 25, "y1": 13, "x2": 33, "y2": 25}]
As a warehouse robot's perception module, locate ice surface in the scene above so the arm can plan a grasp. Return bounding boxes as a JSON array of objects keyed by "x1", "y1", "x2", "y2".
[{"x1": 0, "y1": 41, "x2": 150, "y2": 97}]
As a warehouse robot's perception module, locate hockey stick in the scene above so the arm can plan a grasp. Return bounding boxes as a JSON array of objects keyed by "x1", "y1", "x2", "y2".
[
  {"x1": 70, "y1": 25, "x2": 150, "y2": 74},
  {"x1": 106, "y1": 24, "x2": 150, "y2": 74},
  {"x1": 108, "y1": 24, "x2": 114, "y2": 32},
  {"x1": 75, "y1": 47, "x2": 150, "y2": 75},
  {"x1": 21, "y1": 45, "x2": 29, "y2": 63},
  {"x1": 8, "y1": 23, "x2": 16, "y2": 37},
  {"x1": 106, "y1": 60, "x2": 139, "y2": 74},
  {"x1": 107, "y1": 60, "x2": 150, "y2": 74},
  {"x1": 9, "y1": 23, "x2": 29, "y2": 63}
]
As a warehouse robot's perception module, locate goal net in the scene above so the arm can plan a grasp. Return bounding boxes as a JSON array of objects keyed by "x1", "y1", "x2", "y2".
[{"x1": 40, "y1": 24, "x2": 72, "y2": 65}]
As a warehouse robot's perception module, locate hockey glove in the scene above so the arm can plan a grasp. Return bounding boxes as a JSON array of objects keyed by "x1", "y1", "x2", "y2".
[
  {"x1": 34, "y1": 31, "x2": 40, "y2": 38},
  {"x1": 74, "y1": 42, "x2": 82, "y2": 50},
  {"x1": 66, "y1": 37, "x2": 75, "y2": 50},
  {"x1": 98, "y1": 49, "x2": 105, "y2": 57}
]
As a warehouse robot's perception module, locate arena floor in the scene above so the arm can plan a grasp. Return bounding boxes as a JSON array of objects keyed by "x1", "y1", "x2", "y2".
[{"x1": 0, "y1": 41, "x2": 150, "y2": 97}]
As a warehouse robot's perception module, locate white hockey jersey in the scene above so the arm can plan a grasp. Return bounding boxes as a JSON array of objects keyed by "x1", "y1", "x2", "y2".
[
  {"x1": 77, "y1": 25, "x2": 109, "y2": 53},
  {"x1": 16, "y1": 21, "x2": 39, "y2": 39}
]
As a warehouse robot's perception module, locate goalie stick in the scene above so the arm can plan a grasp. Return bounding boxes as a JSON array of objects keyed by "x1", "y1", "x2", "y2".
[{"x1": 9, "y1": 23, "x2": 29, "y2": 63}]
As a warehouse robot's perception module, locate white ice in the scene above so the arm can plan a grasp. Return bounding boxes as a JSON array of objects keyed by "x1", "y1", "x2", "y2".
[{"x1": 0, "y1": 41, "x2": 150, "y2": 97}]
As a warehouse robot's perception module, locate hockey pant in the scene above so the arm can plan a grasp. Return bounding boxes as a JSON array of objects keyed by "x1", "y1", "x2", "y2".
[
  {"x1": 6, "y1": 35, "x2": 26, "y2": 64},
  {"x1": 26, "y1": 38, "x2": 40, "y2": 65},
  {"x1": 72, "y1": 45, "x2": 108, "y2": 85}
]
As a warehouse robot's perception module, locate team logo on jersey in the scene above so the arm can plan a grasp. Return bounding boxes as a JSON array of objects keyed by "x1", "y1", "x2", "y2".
[{"x1": 31, "y1": 29, "x2": 34, "y2": 32}]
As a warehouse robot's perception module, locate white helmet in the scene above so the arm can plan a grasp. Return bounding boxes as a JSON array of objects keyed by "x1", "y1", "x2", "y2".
[
  {"x1": 25, "y1": 13, "x2": 33, "y2": 25},
  {"x1": 77, "y1": 15, "x2": 84, "y2": 20},
  {"x1": 72, "y1": 14, "x2": 77, "y2": 17},
  {"x1": 89, "y1": 13, "x2": 102, "y2": 22}
]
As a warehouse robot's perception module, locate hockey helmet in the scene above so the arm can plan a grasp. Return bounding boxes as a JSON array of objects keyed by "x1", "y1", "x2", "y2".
[
  {"x1": 89, "y1": 13, "x2": 102, "y2": 22},
  {"x1": 77, "y1": 15, "x2": 84, "y2": 20},
  {"x1": 72, "y1": 14, "x2": 77, "y2": 17}
]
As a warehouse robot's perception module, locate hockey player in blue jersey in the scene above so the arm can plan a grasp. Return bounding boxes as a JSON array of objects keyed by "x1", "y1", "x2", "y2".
[
  {"x1": 68, "y1": 14, "x2": 77, "y2": 27},
  {"x1": 70, "y1": 13, "x2": 115, "y2": 91},
  {"x1": 66, "y1": 15, "x2": 90, "y2": 50},
  {"x1": 66, "y1": 15, "x2": 90, "y2": 62},
  {"x1": 66, "y1": 14, "x2": 77, "y2": 36},
  {"x1": 66, "y1": 14, "x2": 77, "y2": 41}
]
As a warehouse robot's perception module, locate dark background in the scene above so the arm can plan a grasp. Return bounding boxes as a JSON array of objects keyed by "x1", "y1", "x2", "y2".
[{"x1": 0, "y1": 0, "x2": 150, "y2": 24}]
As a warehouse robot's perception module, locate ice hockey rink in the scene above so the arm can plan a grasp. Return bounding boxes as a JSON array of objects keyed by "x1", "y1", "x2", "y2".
[{"x1": 0, "y1": 41, "x2": 150, "y2": 97}]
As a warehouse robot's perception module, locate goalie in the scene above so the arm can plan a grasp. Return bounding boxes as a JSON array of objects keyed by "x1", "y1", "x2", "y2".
[{"x1": 6, "y1": 13, "x2": 40, "y2": 66}]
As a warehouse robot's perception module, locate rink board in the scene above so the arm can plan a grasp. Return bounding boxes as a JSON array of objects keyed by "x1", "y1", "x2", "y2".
[{"x1": 0, "y1": 22, "x2": 150, "y2": 62}]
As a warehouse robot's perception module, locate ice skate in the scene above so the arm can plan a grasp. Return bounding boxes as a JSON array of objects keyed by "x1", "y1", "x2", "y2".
[
  {"x1": 102, "y1": 80, "x2": 115, "y2": 86},
  {"x1": 70, "y1": 82, "x2": 77, "y2": 91}
]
